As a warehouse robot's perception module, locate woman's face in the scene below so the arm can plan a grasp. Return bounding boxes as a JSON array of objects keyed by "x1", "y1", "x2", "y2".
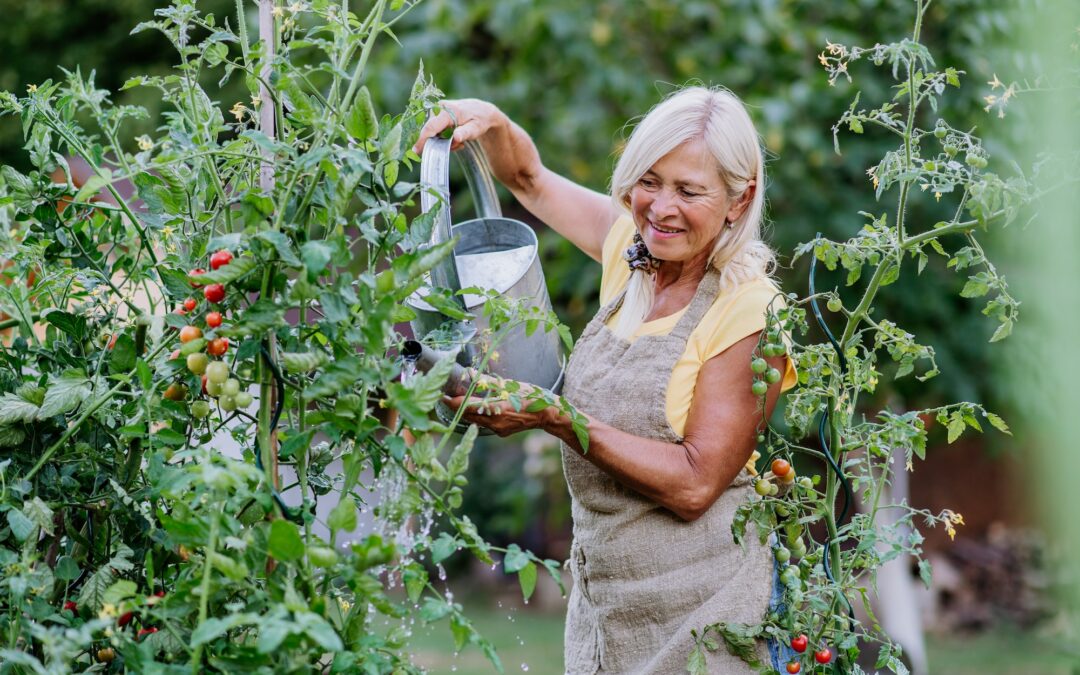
[{"x1": 629, "y1": 139, "x2": 747, "y2": 266}]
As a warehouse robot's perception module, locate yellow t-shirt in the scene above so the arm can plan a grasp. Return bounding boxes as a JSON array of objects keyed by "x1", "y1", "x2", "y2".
[{"x1": 599, "y1": 216, "x2": 798, "y2": 442}]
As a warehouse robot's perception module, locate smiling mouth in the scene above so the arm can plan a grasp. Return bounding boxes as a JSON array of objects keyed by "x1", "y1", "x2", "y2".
[{"x1": 650, "y1": 221, "x2": 684, "y2": 234}]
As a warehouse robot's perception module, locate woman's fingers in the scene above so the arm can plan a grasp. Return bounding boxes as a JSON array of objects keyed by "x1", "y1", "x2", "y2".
[{"x1": 412, "y1": 100, "x2": 491, "y2": 154}]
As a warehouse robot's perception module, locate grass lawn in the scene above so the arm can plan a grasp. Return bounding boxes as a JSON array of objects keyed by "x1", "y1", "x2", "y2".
[{"x1": 405, "y1": 588, "x2": 1078, "y2": 674}]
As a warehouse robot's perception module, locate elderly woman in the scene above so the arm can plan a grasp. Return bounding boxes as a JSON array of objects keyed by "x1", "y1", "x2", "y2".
[{"x1": 413, "y1": 86, "x2": 797, "y2": 673}]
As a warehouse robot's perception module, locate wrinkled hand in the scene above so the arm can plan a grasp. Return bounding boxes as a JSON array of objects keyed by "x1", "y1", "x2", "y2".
[
  {"x1": 442, "y1": 376, "x2": 551, "y2": 438},
  {"x1": 412, "y1": 98, "x2": 504, "y2": 154}
]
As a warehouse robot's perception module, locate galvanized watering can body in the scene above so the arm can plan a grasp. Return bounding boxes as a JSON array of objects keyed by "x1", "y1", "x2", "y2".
[{"x1": 405, "y1": 137, "x2": 566, "y2": 396}]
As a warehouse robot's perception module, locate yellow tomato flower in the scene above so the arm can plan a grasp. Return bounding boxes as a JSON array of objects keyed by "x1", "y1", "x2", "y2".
[{"x1": 230, "y1": 102, "x2": 248, "y2": 122}]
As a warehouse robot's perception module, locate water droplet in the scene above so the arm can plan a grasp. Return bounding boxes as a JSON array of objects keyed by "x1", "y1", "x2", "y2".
[{"x1": 521, "y1": 663, "x2": 530, "y2": 671}]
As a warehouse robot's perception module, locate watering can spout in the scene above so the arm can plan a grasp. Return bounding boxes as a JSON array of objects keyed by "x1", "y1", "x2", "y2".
[{"x1": 402, "y1": 340, "x2": 472, "y2": 397}]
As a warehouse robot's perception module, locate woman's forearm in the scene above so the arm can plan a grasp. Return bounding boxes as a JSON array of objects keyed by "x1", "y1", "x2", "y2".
[
  {"x1": 542, "y1": 409, "x2": 744, "y2": 521},
  {"x1": 474, "y1": 109, "x2": 544, "y2": 196}
]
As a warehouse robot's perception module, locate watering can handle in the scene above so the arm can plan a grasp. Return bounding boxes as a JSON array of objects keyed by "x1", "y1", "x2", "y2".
[{"x1": 419, "y1": 137, "x2": 503, "y2": 305}]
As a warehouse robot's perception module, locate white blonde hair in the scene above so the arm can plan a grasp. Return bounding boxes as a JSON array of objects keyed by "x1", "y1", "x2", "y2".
[{"x1": 608, "y1": 86, "x2": 775, "y2": 339}]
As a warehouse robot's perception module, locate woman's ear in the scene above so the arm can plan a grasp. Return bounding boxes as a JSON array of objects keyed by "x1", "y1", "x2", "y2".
[{"x1": 726, "y1": 179, "x2": 756, "y2": 224}]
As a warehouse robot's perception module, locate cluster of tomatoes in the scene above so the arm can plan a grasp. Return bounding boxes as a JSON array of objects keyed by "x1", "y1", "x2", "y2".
[
  {"x1": 750, "y1": 326, "x2": 785, "y2": 398},
  {"x1": 784, "y1": 633, "x2": 833, "y2": 672},
  {"x1": 60, "y1": 591, "x2": 166, "y2": 662},
  {"x1": 164, "y1": 250, "x2": 252, "y2": 415}
]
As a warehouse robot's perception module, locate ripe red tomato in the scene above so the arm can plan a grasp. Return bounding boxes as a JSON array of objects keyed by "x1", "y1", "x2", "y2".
[
  {"x1": 117, "y1": 611, "x2": 134, "y2": 627},
  {"x1": 207, "y1": 337, "x2": 228, "y2": 357},
  {"x1": 786, "y1": 663, "x2": 801, "y2": 674},
  {"x1": 771, "y1": 459, "x2": 792, "y2": 478},
  {"x1": 206, "y1": 311, "x2": 223, "y2": 328},
  {"x1": 200, "y1": 374, "x2": 208, "y2": 395},
  {"x1": 204, "y1": 283, "x2": 225, "y2": 303},
  {"x1": 183, "y1": 297, "x2": 197, "y2": 311},
  {"x1": 189, "y1": 268, "x2": 206, "y2": 287},
  {"x1": 164, "y1": 383, "x2": 188, "y2": 401},
  {"x1": 815, "y1": 648, "x2": 832, "y2": 664},
  {"x1": 210, "y1": 249, "x2": 234, "y2": 270},
  {"x1": 137, "y1": 626, "x2": 158, "y2": 640},
  {"x1": 791, "y1": 634, "x2": 808, "y2": 653},
  {"x1": 63, "y1": 600, "x2": 77, "y2": 612},
  {"x1": 179, "y1": 325, "x2": 202, "y2": 343}
]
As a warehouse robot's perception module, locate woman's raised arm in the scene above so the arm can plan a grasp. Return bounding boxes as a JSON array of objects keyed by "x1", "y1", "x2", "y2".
[{"x1": 412, "y1": 99, "x2": 619, "y2": 262}]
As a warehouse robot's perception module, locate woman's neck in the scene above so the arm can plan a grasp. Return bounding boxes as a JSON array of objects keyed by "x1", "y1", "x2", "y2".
[{"x1": 652, "y1": 248, "x2": 712, "y2": 295}]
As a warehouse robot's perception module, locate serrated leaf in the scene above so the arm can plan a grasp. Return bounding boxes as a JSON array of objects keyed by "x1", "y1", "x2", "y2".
[
  {"x1": 7, "y1": 509, "x2": 36, "y2": 542},
  {"x1": 986, "y1": 412, "x2": 1011, "y2": 435},
  {"x1": 55, "y1": 556, "x2": 80, "y2": 581},
  {"x1": 23, "y1": 497, "x2": 54, "y2": 536},
  {"x1": 42, "y1": 310, "x2": 87, "y2": 341},
  {"x1": 0, "y1": 393, "x2": 40, "y2": 424},
  {"x1": 218, "y1": 299, "x2": 283, "y2": 338},
  {"x1": 946, "y1": 414, "x2": 965, "y2": 443},
  {"x1": 303, "y1": 357, "x2": 362, "y2": 401},
  {"x1": 256, "y1": 230, "x2": 302, "y2": 266},
  {"x1": 0, "y1": 425, "x2": 26, "y2": 447},
  {"x1": 109, "y1": 334, "x2": 137, "y2": 374},
  {"x1": 187, "y1": 256, "x2": 257, "y2": 285},
  {"x1": 989, "y1": 319, "x2": 1012, "y2": 342},
  {"x1": 431, "y1": 532, "x2": 459, "y2": 564},
  {"x1": 447, "y1": 424, "x2": 477, "y2": 478},
  {"x1": 301, "y1": 240, "x2": 335, "y2": 280},
  {"x1": 346, "y1": 86, "x2": 377, "y2": 140},
  {"x1": 210, "y1": 552, "x2": 250, "y2": 581},
  {"x1": 78, "y1": 565, "x2": 116, "y2": 611},
  {"x1": 37, "y1": 374, "x2": 91, "y2": 419},
  {"x1": 328, "y1": 496, "x2": 358, "y2": 534},
  {"x1": 281, "y1": 351, "x2": 329, "y2": 374},
  {"x1": 403, "y1": 563, "x2": 427, "y2": 603},
  {"x1": 102, "y1": 579, "x2": 138, "y2": 607}
]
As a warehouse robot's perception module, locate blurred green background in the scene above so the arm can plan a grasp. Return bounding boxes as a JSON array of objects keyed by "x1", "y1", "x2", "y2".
[{"x1": 2, "y1": 0, "x2": 1076, "y2": 672}]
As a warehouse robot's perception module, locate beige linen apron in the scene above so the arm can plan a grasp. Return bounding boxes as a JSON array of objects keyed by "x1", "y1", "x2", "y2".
[{"x1": 560, "y1": 267, "x2": 772, "y2": 674}]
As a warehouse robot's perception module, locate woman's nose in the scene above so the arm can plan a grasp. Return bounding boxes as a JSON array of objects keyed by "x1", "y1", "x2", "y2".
[{"x1": 650, "y1": 189, "x2": 678, "y2": 218}]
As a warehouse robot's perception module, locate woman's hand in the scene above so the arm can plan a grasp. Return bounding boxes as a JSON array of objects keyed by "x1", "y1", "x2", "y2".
[
  {"x1": 412, "y1": 98, "x2": 506, "y2": 155},
  {"x1": 442, "y1": 377, "x2": 552, "y2": 437}
]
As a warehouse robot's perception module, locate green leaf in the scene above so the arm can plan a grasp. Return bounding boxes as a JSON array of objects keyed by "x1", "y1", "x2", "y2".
[
  {"x1": 0, "y1": 393, "x2": 41, "y2": 424},
  {"x1": 403, "y1": 562, "x2": 427, "y2": 603},
  {"x1": 218, "y1": 299, "x2": 284, "y2": 338},
  {"x1": 379, "y1": 123, "x2": 403, "y2": 161},
  {"x1": 385, "y1": 354, "x2": 455, "y2": 430},
  {"x1": 447, "y1": 424, "x2": 477, "y2": 478},
  {"x1": 6, "y1": 509, "x2": 36, "y2": 542},
  {"x1": 209, "y1": 552, "x2": 250, "y2": 581},
  {"x1": 946, "y1": 413, "x2": 965, "y2": 444},
  {"x1": 42, "y1": 310, "x2": 87, "y2": 341},
  {"x1": 102, "y1": 579, "x2": 138, "y2": 607},
  {"x1": 268, "y1": 520, "x2": 305, "y2": 562},
  {"x1": 304, "y1": 357, "x2": 362, "y2": 401},
  {"x1": 73, "y1": 170, "x2": 112, "y2": 204},
  {"x1": 281, "y1": 351, "x2": 329, "y2": 374},
  {"x1": 328, "y1": 496, "x2": 358, "y2": 534},
  {"x1": 78, "y1": 565, "x2": 116, "y2": 611},
  {"x1": 517, "y1": 561, "x2": 537, "y2": 602},
  {"x1": 989, "y1": 319, "x2": 1012, "y2": 342},
  {"x1": 136, "y1": 358, "x2": 153, "y2": 390},
  {"x1": 187, "y1": 256, "x2": 257, "y2": 285},
  {"x1": 502, "y1": 544, "x2": 529, "y2": 574},
  {"x1": 986, "y1": 412, "x2": 1011, "y2": 435},
  {"x1": 109, "y1": 334, "x2": 137, "y2": 374},
  {"x1": 23, "y1": 497, "x2": 54, "y2": 536},
  {"x1": 0, "y1": 425, "x2": 25, "y2": 448},
  {"x1": 191, "y1": 613, "x2": 259, "y2": 647},
  {"x1": 38, "y1": 373, "x2": 92, "y2": 419},
  {"x1": 301, "y1": 240, "x2": 335, "y2": 280},
  {"x1": 450, "y1": 614, "x2": 472, "y2": 651},
  {"x1": 687, "y1": 646, "x2": 708, "y2": 675},
  {"x1": 431, "y1": 532, "x2": 459, "y2": 564},
  {"x1": 54, "y1": 556, "x2": 80, "y2": 581},
  {"x1": 918, "y1": 558, "x2": 933, "y2": 588},
  {"x1": 346, "y1": 86, "x2": 377, "y2": 140},
  {"x1": 256, "y1": 230, "x2": 302, "y2": 266}
]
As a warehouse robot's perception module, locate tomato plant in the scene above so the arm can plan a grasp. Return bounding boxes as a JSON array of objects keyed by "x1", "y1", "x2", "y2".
[{"x1": 0, "y1": 1, "x2": 582, "y2": 671}]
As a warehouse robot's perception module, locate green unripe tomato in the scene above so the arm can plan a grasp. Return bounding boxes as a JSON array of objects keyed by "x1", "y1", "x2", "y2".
[
  {"x1": 206, "y1": 361, "x2": 229, "y2": 384},
  {"x1": 974, "y1": 156, "x2": 988, "y2": 168},
  {"x1": 755, "y1": 479, "x2": 773, "y2": 496},
  {"x1": 222, "y1": 378, "x2": 241, "y2": 397},
  {"x1": 765, "y1": 368, "x2": 782, "y2": 384},
  {"x1": 826, "y1": 296, "x2": 842, "y2": 313},
  {"x1": 756, "y1": 434, "x2": 766, "y2": 444},
  {"x1": 775, "y1": 503, "x2": 790, "y2": 518},
  {"x1": 205, "y1": 380, "x2": 225, "y2": 397},
  {"x1": 190, "y1": 400, "x2": 211, "y2": 419},
  {"x1": 933, "y1": 126, "x2": 947, "y2": 139},
  {"x1": 187, "y1": 352, "x2": 209, "y2": 375},
  {"x1": 798, "y1": 476, "x2": 814, "y2": 490},
  {"x1": 234, "y1": 392, "x2": 254, "y2": 408},
  {"x1": 219, "y1": 395, "x2": 237, "y2": 412},
  {"x1": 923, "y1": 161, "x2": 937, "y2": 171},
  {"x1": 308, "y1": 546, "x2": 340, "y2": 568},
  {"x1": 752, "y1": 380, "x2": 769, "y2": 397},
  {"x1": 769, "y1": 482, "x2": 779, "y2": 496},
  {"x1": 792, "y1": 538, "x2": 808, "y2": 558},
  {"x1": 965, "y1": 153, "x2": 981, "y2": 167},
  {"x1": 751, "y1": 357, "x2": 769, "y2": 374},
  {"x1": 943, "y1": 144, "x2": 958, "y2": 157},
  {"x1": 774, "y1": 546, "x2": 791, "y2": 563}
]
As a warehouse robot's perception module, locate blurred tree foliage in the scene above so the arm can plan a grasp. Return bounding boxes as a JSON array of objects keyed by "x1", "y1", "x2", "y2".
[{"x1": 0, "y1": 0, "x2": 1033, "y2": 544}]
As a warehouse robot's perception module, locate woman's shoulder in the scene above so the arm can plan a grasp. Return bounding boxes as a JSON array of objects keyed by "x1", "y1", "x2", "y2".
[
  {"x1": 598, "y1": 214, "x2": 636, "y2": 305},
  {"x1": 692, "y1": 275, "x2": 787, "y2": 357}
]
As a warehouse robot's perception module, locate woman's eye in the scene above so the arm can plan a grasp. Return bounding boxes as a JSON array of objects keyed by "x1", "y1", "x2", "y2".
[{"x1": 680, "y1": 189, "x2": 699, "y2": 198}]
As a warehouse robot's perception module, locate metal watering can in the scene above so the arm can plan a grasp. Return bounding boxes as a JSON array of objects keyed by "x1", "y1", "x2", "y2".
[{"x1": 404, "y1": 137, "x2": 566, "y2": 405}]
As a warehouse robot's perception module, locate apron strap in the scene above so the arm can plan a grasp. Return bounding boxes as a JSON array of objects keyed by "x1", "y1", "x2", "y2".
[{"x1": 669, "y1": 266, "x2": 722, "y2": 341}]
